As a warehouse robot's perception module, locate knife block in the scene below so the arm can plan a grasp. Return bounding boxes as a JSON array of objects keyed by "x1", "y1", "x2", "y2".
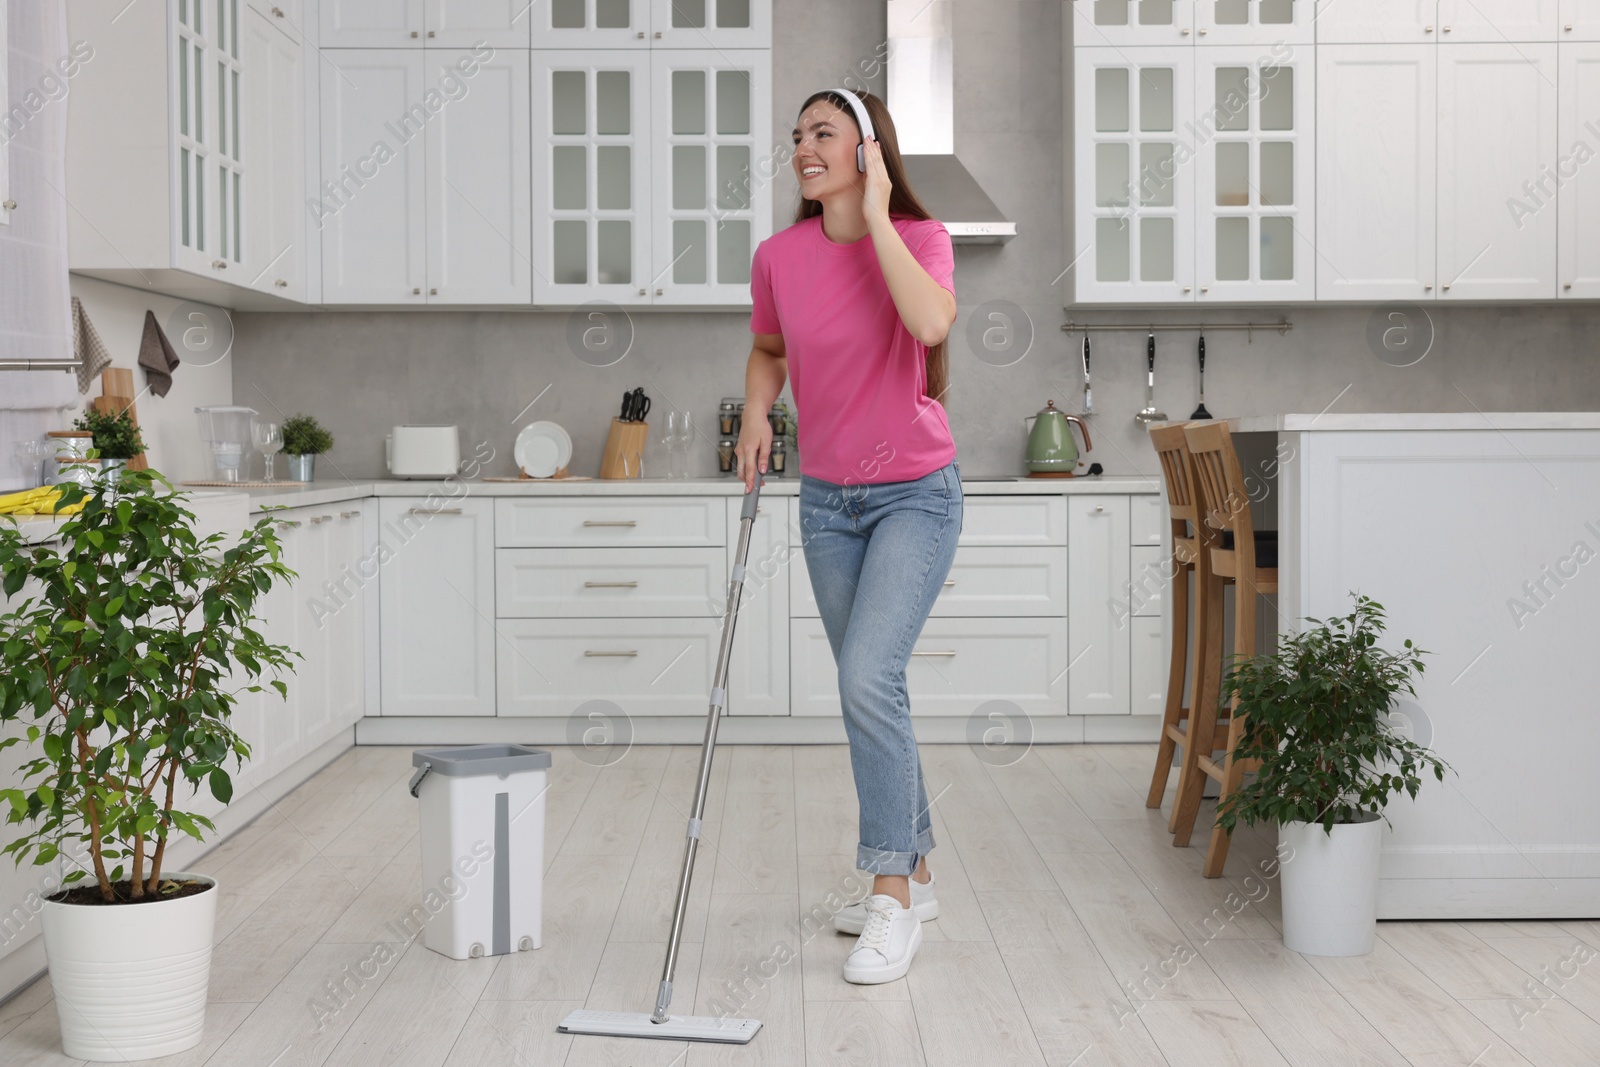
[{"x1": 599, "y1": 417, "x2": 649, "y2": 479}]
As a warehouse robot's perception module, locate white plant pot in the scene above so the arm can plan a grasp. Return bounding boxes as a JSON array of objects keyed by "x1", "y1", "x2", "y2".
[
  {"x1": 1278, "y1": 814, "x2": 1384, "y2": 956},
  {"x1": 40, "y1": 871, "x2": 218, "y2": 1061}
]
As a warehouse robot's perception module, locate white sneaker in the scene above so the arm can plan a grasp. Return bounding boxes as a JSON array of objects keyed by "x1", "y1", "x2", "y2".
[
  {"x1": 842, "y1": 894, "x2": 923, "y2": 985},
  {"x1": 834, "y1": 872, "x2": 938, "y2": 935}
]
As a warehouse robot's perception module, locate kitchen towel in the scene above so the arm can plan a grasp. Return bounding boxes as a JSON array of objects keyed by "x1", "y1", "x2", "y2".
[
  {"x1": 137, "y1": 310, "x2": 181, "y2": 398},
  {"x1": 71, "y1": 296, "x2": 113, "y2": 394}
]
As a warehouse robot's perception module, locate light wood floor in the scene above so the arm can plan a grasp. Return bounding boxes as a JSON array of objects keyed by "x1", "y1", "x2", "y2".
[{"x1": 2, "y1": 743, "x2": 1597, "y2": 1066}]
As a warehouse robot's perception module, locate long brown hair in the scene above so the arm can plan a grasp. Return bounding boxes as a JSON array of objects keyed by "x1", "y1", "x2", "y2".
[{"x1": 792, "y1": 89, "x2": 949, "y2": 407}]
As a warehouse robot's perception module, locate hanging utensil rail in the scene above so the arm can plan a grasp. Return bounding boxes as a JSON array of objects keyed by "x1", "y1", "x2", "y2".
[{"x1": 1060, "y1": 320, "x2": 1292, "y2": 340}]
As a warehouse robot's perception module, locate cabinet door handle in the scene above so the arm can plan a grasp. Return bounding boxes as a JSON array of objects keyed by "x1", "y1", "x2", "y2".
[
  {"x1": 409, "y1": 507, "x2": 462, "y2": 515},
  {"x1": 911, "y1": 649, "x2": 957, "y2": 657},
  {"x1": 430, "y1": 287, "x2": 438, "y2": 295},
  {"x1": 271, "y1": 5, "x2": 283, "y2": 15},
  {"x1": 274, "y1": 278, "x2": 288, "y2": 287},
  {"x1": 584, "y1": 580, "x2": 639, "y2": 588},
  {"x1": 584, "y1": 519, "x2": 638, "y2": 527},
  {"x1": 1425, "y1": 25, "x2": 1434, "y2": 32},
  {"x1": 1424, "y1": 283, "x2": 1433, "y2": 291},
  {"x1": 413, "y1": 287, "x2": 422, "y2": 295},
  {"x1": 1566, "y1": 282, "x2": 1575, "y2": 290},
  {"x1": 636, "y1": 31, "x2": 645, "y2": 38},
  {"x1": 1, "y1": 199, "x2": 15, "y2": 210},
  {"x1": 943, "y1": 579, "x2": 955, "y2": 587},
  {"x1": 277, "y1": 519, "x2": 302, "y2": 527},
  {"x1": 428, "y1": 30, "x2": 436, "y2": 37},
  {"x1": 585, "y1": 649, "x2": 639, "y2": 656},
  {"x1": 310, "y1": 514, "x2": 332, "y2": 524},
  {"x1": 1442, "y1": 283, "x2": 1451, "y2": 291},
  {"x1": 1094, "y1": 504, "x2": 1106, "y2": 513},
  {"x1": 340, "y1": 510, "x2": 360, "y2": 519},
  {"x1": 212, "y1": 259, "x2": 228, "y2": 269},
  {"x1": 411, "y1": 30, "x2": 419, "y2": 37}
]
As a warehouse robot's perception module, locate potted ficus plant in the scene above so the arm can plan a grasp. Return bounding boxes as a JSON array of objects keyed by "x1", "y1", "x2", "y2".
[
  {"x1": 1214, "y1": 594, "x2": 1451, "y2": 957},
  {"x1": 281, "y1": 414, "x2": 334, "y2": 483},
  {"x1": 72, "y1": 408, "x2": 146, "y2": 477},
  {"x1": 0, "y1": 467, "x2": 296, "y2": 1060}
]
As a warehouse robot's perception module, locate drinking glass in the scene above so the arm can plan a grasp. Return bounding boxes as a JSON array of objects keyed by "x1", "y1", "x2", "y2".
[
  {"x1": 658, "y1": 412, "x2": 683, "y2": 479},
  {"x1": 12, "y1": 440, "x2": 47, "y2": 489},
  {"x1": 675, "y1": 410, "x2": 695, "y2": 479},
  {"x1": 252, "y1": 420, "x2": 283, "y2": 481}
]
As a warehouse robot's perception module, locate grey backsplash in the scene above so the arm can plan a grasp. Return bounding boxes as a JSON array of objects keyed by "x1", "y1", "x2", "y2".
[{"x1": 230, "y1": 1, "x2": 1600, "y2": 482}]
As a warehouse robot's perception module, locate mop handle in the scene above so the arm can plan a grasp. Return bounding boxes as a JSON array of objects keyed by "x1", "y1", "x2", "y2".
[{"x1": 653, "y1": 477, "x2": 763, "y2": 1023}]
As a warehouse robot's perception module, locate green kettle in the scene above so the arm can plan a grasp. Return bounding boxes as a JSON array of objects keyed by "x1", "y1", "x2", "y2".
[{"x1": 1023, "y1": 400, "x2": 1094, "y2": 476}]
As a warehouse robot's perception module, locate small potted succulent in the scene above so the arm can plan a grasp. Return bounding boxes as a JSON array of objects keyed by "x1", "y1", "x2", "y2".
[
  {"x1": 72, "y1": 408, "x2": 146, "y2": 477},
  {"x1": 281, "y1": 414, "x2": 334, "y2": 482},
  {"x1": 0, "y1": 467, "x2": 296, "y2": 1059},
  {"x1": 1214, "y1": 594, "x2": 1451, "y2": 957}
]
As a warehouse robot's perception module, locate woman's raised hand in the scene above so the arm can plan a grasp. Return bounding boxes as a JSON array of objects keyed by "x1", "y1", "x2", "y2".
[
  {"x1": 862, "y1": 136, "x2": 892, "y2": 224},
  {"x1": 735, "y1": 406, "x2": 771, "y2": 492}
]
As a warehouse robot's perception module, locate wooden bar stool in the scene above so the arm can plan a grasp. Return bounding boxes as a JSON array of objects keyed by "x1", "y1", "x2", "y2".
[
  {"x1": 1173, "y1": 420, "x2": 1278, "y2": 878},
  {"x1": 1143, "y1": 424, "x2": 1227, "y2": 831}
]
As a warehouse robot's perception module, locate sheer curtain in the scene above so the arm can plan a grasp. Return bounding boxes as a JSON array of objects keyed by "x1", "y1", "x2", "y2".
[{"x1": 0, "y1": 0, "x2": 78, "y2": 489}]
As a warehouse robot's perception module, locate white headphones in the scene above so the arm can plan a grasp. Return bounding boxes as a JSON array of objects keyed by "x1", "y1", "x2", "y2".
[{"x1": 827, "y1": 87, "x2": 875, "y2": 172}]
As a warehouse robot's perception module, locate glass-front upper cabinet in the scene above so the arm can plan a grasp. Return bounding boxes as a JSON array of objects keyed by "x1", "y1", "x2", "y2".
[
  {"x1": 1072, "y1": 0, "x2": 1195, "y2": 47},
  {"x1": 531, "y1": 51, "x2": 654, "y2": 305},
  {"x1": 1073, "y1": 47, "x2": 1196, "y2": 303},
  {"x1": 647, "y1": 0, "x2": 769, "y2": 48},
  {"x1": 1196, "y1": 0, "x2": 1314, "y2": 45},
  {"x1": 649, "y1": 50, "x2": 772, "y2": 305},
  {"x1": 1194, "y1": 48, "x2": 1315, "y2": 300},
  {"x1": 529, "y1": 0, "x2": 769, "y2": 48},
  {"x1": 174, "y1": 0, "x2": 244, "y2": 277}
]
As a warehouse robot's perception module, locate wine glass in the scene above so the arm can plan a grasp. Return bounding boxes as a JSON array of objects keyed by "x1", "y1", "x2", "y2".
[
  {"x1": 252, "y1": 420, "x2": 283, "y2": 481},
  {"x1": 12, "y1": 439, "x2": 47, "y2": 489}
]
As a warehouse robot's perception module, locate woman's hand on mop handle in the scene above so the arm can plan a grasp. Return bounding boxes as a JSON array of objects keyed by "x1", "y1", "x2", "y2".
[{"x1": 735, "y1": 405, "x2": 772, "y2": 493}]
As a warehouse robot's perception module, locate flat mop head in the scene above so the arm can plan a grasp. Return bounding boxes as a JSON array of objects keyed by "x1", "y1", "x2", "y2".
[{"x1": 558, "y1": 1009, "x2": 761, "y2": 1044}]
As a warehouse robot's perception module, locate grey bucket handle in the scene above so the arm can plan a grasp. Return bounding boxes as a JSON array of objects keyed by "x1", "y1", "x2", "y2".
[{"x1": 408, "y1": 761, "x2": 432, "y2": 798}]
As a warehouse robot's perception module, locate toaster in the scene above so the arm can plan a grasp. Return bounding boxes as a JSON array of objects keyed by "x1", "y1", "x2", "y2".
[{"x1": 385, "y1": 425, "x2": 461, "y2": 478}]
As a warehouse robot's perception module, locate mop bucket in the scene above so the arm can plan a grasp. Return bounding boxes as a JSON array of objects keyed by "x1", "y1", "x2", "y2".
[{"x1": 408, "y1": 744, "x2": 552, "y2": 960}]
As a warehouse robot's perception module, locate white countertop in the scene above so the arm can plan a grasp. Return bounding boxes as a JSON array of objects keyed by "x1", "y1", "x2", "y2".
[
  {"x1": 1220, "y1": 412, "x2": 1600, "y2": 433},
  {"x1": 219, "y1": 474, "x2": 1162, "y2": 511}
]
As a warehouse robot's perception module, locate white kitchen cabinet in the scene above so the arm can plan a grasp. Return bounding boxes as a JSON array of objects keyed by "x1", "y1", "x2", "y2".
[
  {"x1": 1312, "y1": 0, "x2": 1437, "y2": 43},
  {"x1": 726, "y1": 497, "x2": 788, "y2": 716},
  {"x1": 790, "y1": 546, "x2": 1070, "y2": 618},
  {"x1": 378, "y1": 498, "x2": 497, "y2": 716},
  {"x1": 319, "y1": 0, "x2": 425, "y2": 47},
  {"x1": 1070, "y1": 0, "x2": 1195, "y2": 47},
  {"x1": 497, "y1": 617, "x2": 724, "y2": 716},
  {"x1": 1562, "y1": 0, "x2": 1600, "y2": 40},
  {"x1": 242, "y1": 8, "x2": 308, "y2": 300},
  {"x1": 428, "y1": 0, "x2": 532, "y2": 47},
  {"x1": 319, "y1": 50, "x2": 429, "y2": 303},
  {"x1": 1130, "y1": 615, "x2": 1168, "y2": 717},
  {"x1": 530, "y1": 0, "x2": 651, "y2": 48},
  {"x1": 1068, "y1": 495, "x2": 1131, "y2": 715},
  {"x1": 1439, "y1": 0, "x2": 1561, "y2": 42},
  {"x1": 323, "y1": 504, "x2": 370, "y2": 734},
  {"x1": 1073, "y1": 46, "x2": 1196, "y2": 303},
  {"x1": 646, "y1": 0, "x2": 771, "y2": 48},
  {"x1": 1315, "y1": 45, "x2": 1437, "y2": 301},
  {"x1": 1195, "y1": 47, "x2": 1315, "y2": 301},
  {"x1": 425, "y1": 48, "x2": 532, "y2": 303},
  {"x1": 790, "y1": 616, "x2": 1071, "y2": 719},
  {"x1": 175, "y1": 0, "x2": 245, "y2": 278},
  {"x1": 1195, "y1": 0, "x2": 1314, "y2": 45},
  {"x1": 531, "y1": 50, "x2": 654, "y2": 304},
  {"x1": 1560, "y1": 43, "x2": 1600, "y2": 298},
  {"x1": 1438, "y1": 45, "x2": 1558, "y2": 300},
  {"x1": 247, "y1": 0, "x2": 309, "y2": 38},
  {"x1": 649, "y1": 49, "x2": 770, "y2": 305},
  {"x1": 496, "y1": 546, "x2": 727, "y2": 617}
]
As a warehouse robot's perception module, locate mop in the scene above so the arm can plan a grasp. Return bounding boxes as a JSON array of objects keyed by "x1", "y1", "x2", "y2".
[{"x1": 557, "y1": 479, "x2": 765, "y2": 1046}]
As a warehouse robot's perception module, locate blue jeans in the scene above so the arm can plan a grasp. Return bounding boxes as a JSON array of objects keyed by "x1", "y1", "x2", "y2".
[{"x1": 797, "y1": 459, "x2": 963, "y2": 876}]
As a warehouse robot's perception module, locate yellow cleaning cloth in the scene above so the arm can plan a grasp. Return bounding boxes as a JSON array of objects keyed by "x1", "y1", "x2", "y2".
[{"x1": 0, "y1": 486, "x2": 88, "y2": 516}]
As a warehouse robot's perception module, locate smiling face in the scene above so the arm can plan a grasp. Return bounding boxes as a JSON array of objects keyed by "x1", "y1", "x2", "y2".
[{"x1": 792, "y1": 100, "x2": 862, "y2": 197}]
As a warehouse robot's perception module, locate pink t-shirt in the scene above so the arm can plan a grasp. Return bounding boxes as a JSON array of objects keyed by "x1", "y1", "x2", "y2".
[{"x1": 749, "y1": 214, "x2": 957, "y2": 486}]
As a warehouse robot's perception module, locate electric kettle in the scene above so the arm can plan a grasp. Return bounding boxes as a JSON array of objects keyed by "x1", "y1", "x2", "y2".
[{"x1": 1023, "y1": 400, "x2": 1093, "y2": 476}]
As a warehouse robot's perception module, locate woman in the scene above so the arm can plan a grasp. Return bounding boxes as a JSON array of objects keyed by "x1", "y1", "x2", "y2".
[{"x1": 735, "y1": 87, "x2": 961, "y2": 986}]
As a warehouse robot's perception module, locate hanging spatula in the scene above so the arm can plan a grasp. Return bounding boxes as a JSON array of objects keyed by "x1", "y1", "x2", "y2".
[{"x1": 1191, "y1": 331, "x2": 1213, "y2": 420}]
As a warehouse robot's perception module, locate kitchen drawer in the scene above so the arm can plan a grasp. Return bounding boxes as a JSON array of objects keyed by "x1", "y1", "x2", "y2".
[
  {"x1": 789, "y1": 545, "x2": 1068, "y2": 618},
  {"x1": 1130, "y1": 614, "x2": 1168, "y2": 718},
  {"x1": 496, "y1": 497, "x2": 724, "y2": 548},
  {"x1": 1130, "y1": 545, "x2": 1169, "y2": 618},
  {"x1": 1131, "y1": 494, "x2": 1165, "y2": 547},
  {"x1": 790, "y1": 616, "x2": 1069, "y2": 718},
  {"x1": 495, "y1": 617, "x2": 723, "y2": 717},
  {"x1": 496, "y1": 547, "x2": 725, "y2": 618},
  {"x1": 787, "y1": 493, "x2": 1066, "y2": 547}
]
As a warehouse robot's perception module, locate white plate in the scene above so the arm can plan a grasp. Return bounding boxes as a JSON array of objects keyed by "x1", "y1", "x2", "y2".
[{"x1": 515, "y1": 421, "x2": 572, "y2": 477}]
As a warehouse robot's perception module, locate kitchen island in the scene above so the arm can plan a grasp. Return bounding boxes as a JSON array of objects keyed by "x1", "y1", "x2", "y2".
[{"x1": 1234, "y1": 413, "x2": 1600, "y2": 919}]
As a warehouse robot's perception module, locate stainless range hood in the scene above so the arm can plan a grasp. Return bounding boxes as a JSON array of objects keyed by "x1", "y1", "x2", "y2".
[{"x1": 886, "y1": 0, "x2": 1016, "y2": 244}]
